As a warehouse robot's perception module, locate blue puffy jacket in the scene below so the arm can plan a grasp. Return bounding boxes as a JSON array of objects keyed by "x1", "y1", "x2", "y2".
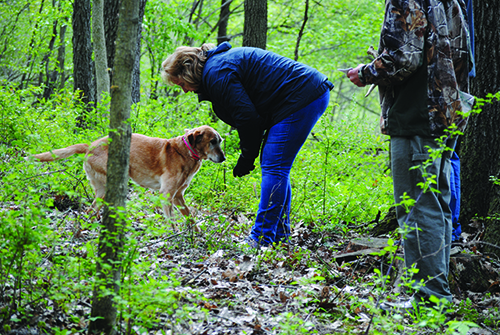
[{"x1": 197, "y1": 42, "x2": 333, "y2": 160}]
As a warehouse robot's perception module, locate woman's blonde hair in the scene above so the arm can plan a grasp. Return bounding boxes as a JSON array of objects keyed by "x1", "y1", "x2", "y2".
[{"x1": 161, "y1": 43, "x2": 216, "y2": 89}]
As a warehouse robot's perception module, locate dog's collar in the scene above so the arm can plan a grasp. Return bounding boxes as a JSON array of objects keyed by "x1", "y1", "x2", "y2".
[{"x1": 182, "y1": 136, "x2": 200, "y2": 161}]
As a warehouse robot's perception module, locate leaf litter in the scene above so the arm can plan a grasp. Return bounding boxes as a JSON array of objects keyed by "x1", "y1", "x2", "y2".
[{"x1": 1, "y1": 200, "x2": 500, "y2": 335}]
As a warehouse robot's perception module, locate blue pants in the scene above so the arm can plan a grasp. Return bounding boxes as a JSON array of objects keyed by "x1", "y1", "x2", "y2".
[
  {"x1": 391, "y1": 136, "x2": 454, "y2": 302},
  {"x1": 450, "y1": 151, "x2": 462, "y2": 241},
  {"x1": 249, "y1": 91, "x2": 330, "y2": 246}
]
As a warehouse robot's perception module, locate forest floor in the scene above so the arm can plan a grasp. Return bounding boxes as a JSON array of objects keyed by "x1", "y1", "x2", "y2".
[{"x1": 2, "y1": 198, "x2": 500, "y2": 335}]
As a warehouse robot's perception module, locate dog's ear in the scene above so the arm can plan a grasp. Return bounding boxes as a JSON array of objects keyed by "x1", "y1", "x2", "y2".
[
  {"x1": 195, "y1": 130, "x2": 204, "y2": 143},
  {"x1": 185, "y1": 130, "x2": 197, "y2": 147},
  {"x1": 184, "y1": 128, "x2": 195, "y2": 146},
  {"x1": 188, "y1": 129, "x2": 205, "y2": 146}
]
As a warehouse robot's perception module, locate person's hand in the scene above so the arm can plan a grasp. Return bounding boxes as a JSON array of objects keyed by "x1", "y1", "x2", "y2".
[
  {"x1": 233, "y1": 155, "x2": 255, "y2": 177},
  {"x1": 347, "y1": 64, "x2": 366, "y2": 87}
]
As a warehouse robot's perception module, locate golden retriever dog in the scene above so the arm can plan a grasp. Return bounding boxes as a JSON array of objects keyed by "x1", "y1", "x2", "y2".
[{"x1": 31, "y1": 126, "x2": 225, "y2": 229}]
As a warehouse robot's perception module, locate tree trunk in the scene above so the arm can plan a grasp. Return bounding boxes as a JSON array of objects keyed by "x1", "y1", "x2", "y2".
[
  {"x1": 294, "y1": 0, "x2": 309, "y2": 61},
  {"x1": 184, "y1": 0, "x2": 203, "y2": 46},
  {"x1": 242, "y1": 0, "x2": 267, "y2": 49},
  {"x1": 73, "y1": 0, "x2": 95, "y2": 127},
  {"x1": 217, "y1": 0, "x2": 232, "y2": 45},
  {"x1": 41, "y1": 15, "x2": 58, "y2": 100},
  {"x1": 131, "y1": 0, "x2": 147, "y2": 104},
  {"x1": 39, "y1": 0, "x2": 67, "y2": 97},
  {"x1": 102, "y1": 0, "x2": 144, "y2": 104},
  {"x1": 93, "y1": 0, "x2": 110, "y2": 103},
  {"x1": 187, "y1": 0, "x2": 201, "y2": 24},
  {"x1": 459, "y1": 0, "x2": 500, "y2": 256},
  {"x1": 146, "y1": 42, "x2": 158, "y2": 100},
  {"x1": 88, "y1": 0, "x2": 139, "y2": 332},
  {"x1": 57, "y1": 20, "x2": 67, "y2": 91},
  {"x1": 104, "y1": 0, "x2": 120, "y2": 81}
]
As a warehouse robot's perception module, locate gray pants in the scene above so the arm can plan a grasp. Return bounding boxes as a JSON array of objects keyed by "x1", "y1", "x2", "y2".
[{"x1": 391, "y1": 136, "x2": 454, "y2": 303}]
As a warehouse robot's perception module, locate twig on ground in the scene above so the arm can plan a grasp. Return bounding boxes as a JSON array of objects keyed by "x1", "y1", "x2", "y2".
[{"x1": 22, "y1": 168, "x2": 68, "y2": 180}]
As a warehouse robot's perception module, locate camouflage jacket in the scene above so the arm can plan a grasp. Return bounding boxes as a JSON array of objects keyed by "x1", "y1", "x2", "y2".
[{"x1": 359, "y1": 0, "x2": 472, "y2": 137}]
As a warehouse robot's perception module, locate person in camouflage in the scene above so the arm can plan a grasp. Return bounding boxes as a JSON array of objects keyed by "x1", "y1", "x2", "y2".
[{"x1": 347, "y1": 0, "x2": 473, "y2": 309}]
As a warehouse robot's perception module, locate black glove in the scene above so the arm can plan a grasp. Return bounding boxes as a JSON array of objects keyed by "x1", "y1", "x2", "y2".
[{"x1": 233, "y1": 155, "x2": 255, "y2": 177}]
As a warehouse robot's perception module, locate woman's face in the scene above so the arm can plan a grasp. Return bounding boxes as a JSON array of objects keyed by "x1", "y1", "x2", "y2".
[{"x1": 171, "y1": 77, "x2": 197, "y2": 93}]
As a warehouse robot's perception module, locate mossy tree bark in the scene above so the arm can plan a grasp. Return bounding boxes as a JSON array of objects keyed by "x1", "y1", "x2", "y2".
[{"x1": 88, "y1": 0, "x2": 140, "y2": 333}]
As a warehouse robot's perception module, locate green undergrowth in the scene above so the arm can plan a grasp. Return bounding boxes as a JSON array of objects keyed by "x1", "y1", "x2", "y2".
[
  {"x1": 0, "y1": 86, "x2": 434, "y2": 334},
  {"x1": 2, "y1": 84, "x2": 393, "y2": 233}
]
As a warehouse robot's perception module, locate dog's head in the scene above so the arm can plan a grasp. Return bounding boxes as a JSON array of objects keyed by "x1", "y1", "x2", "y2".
[{"x1": 184, "y1": 126, "x2": 226, "y2": 163}]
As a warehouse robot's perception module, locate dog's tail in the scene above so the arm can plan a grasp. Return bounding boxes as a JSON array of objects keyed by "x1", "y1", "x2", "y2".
[{"x1": 32, "y1": 144, "x2": 89, "y2": 161}]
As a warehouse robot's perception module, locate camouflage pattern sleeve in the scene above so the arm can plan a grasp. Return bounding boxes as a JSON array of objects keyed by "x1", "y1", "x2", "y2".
[
  {"x1": 361, "y1": 0, "x2": 428, "y2": 87},
  {"x1": 361, "y1": 0, "x2": 471, "y2": 137}
]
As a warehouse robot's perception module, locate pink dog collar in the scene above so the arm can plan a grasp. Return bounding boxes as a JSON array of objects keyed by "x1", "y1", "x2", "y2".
[{"x1": 182, "y1": 136, "x2": 200, "y2": 161}]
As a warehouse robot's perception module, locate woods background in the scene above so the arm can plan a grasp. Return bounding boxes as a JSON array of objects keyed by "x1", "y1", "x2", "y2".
[{"x1": 0, "y1": 0, "x2": 499, "y2": 334}]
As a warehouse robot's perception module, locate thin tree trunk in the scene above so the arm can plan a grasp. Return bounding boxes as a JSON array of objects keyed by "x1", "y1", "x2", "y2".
[
  {"x1": 184, "y1": 0, "x2": 203, "y2": 46},
  {"x1": 188, "y1": 0, "x2": 201, "y2": 24},
  {"x1": 40, "y1": 14, "x2": 58, "y2": 100},
  {"x1": 146, "y1": 41, "x2": 158, "y2": 100},
  {"x1": 217, "y1": 0, "x2": 232, "y2": 45},
  {"x1": 131, "y1": 0, "x2": 147, "y2": 104},
  {"x1": 88, "y1": 0, "x2": 140, "y2": 332},
  {"x1": 294, "y1": 0, "x2": 309, "y2": 61},
  {"x1": 41, "y1": 0, "x2": 67, "y2": 99},
  {"x1": 193, "y1": 0, "x2": 203, "y2": 27},
  {"x1": 57, "y1": 21, "x2": 67, "y2": 91},
  {"x1": 93, "y1": 0, "x2": 110, "y2": 103}
]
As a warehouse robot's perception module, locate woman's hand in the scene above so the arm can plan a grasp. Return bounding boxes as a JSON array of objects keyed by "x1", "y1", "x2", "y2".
[{"x1": 233, "y1": 155, "x2": 255, "y2": 177}]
